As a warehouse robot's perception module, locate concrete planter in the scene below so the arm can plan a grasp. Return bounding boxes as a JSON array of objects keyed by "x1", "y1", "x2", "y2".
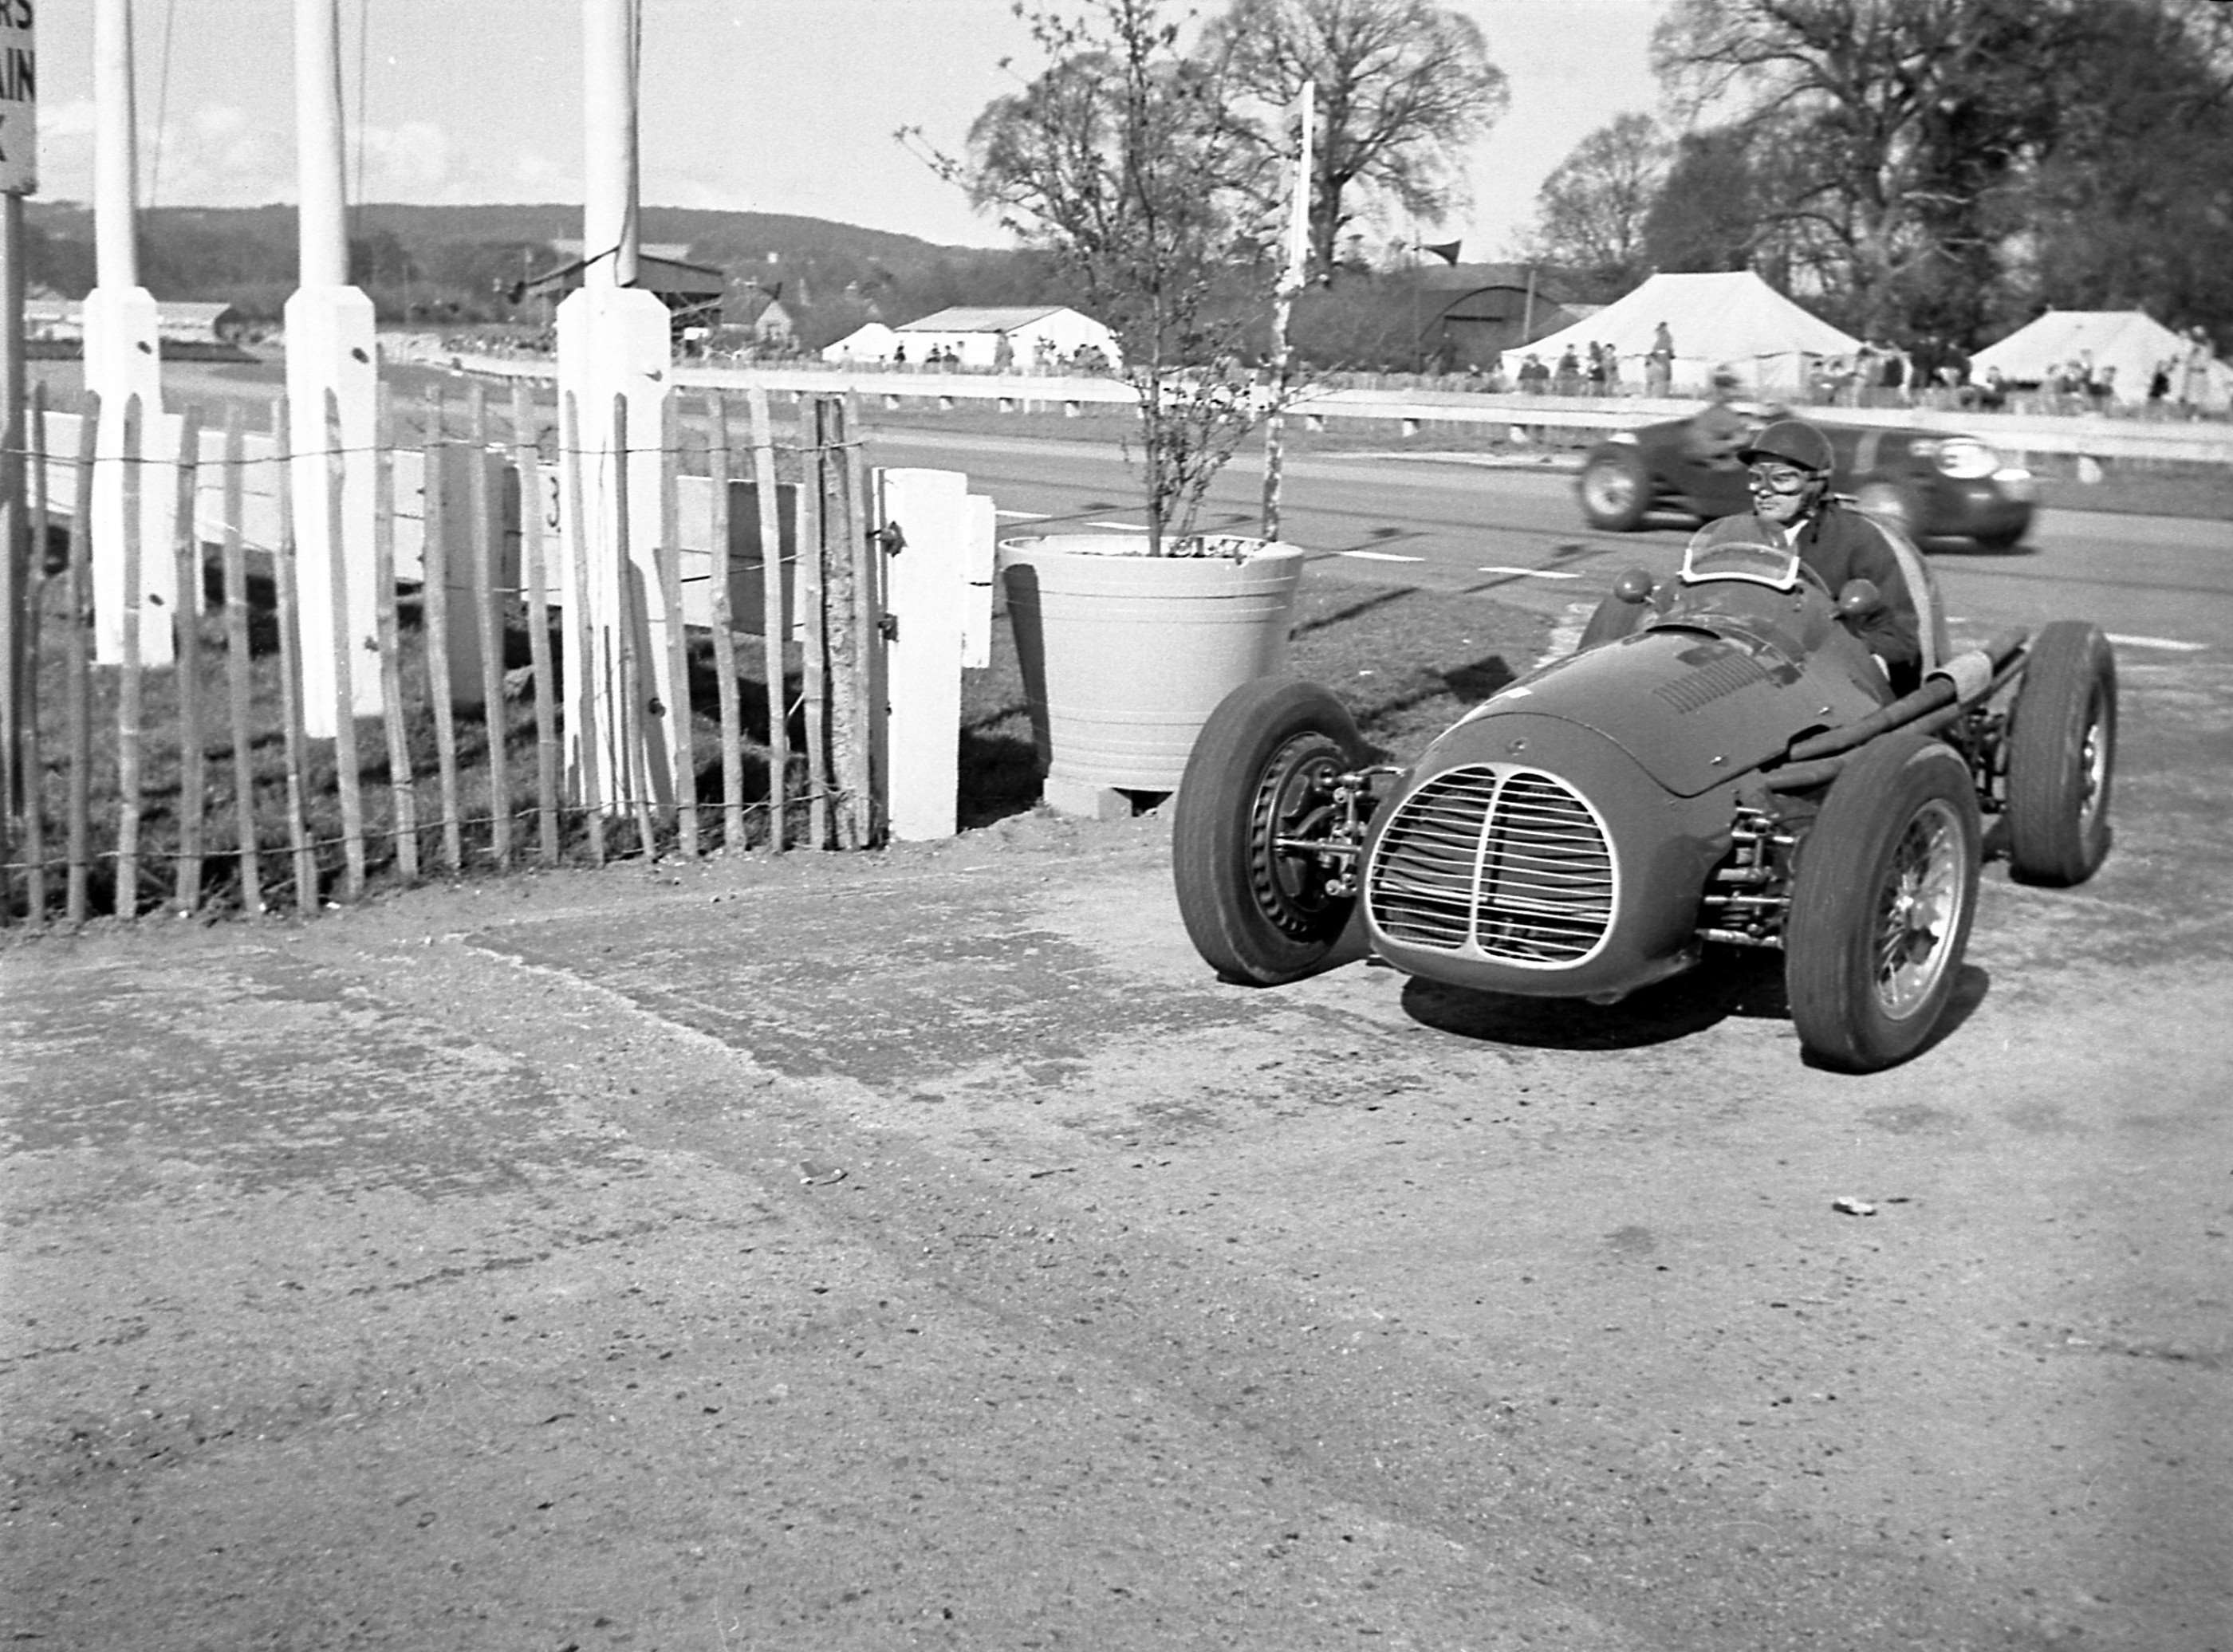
[{"x1": 996, "y1": 533, "x2": 1307, "y2": 795}]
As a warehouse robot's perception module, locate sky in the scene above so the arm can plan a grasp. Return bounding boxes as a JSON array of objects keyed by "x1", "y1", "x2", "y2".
[{"x1": 33, "y1": 0, "x2": 1666, "y2": 260}]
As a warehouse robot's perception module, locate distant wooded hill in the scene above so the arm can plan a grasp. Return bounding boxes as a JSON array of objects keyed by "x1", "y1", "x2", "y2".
[{"x1": 22, "y1": 200, "x2": 1073, "y2": 348}]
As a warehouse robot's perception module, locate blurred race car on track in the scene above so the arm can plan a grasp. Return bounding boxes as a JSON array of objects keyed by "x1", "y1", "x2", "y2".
[{"x1": 1577, "y1": 410, "x2": 2037, "y2": 550}]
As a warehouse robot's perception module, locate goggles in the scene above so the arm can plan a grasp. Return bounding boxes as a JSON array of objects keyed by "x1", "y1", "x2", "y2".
[{"x1": 1747, "y1": 463, "x2": 1817, "y2": 495}]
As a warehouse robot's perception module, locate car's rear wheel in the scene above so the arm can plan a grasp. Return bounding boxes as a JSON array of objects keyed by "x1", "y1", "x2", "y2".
[
  {"x1": 2005, "y1": 621, "x2": 2116, "y2": 886},
  {"x1": 1579, "y1": 448, "x2": 1651, "y2": 531},
  {"x1": 1172, "y1": 677, "x2": 1369, "y2": 985},
  {"x1": 1854, "y1": 479, "x2": 1922, "y2": 541},
  {"x1": 1971, "y1": 524, "x2": 2026, "y2": 553},
  {"x1": 1785, "y1": 733, "x2": 1981, "y2": 1072}
]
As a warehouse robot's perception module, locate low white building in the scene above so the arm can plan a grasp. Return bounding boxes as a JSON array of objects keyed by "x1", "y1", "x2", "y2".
[{"x1": 888, "y1": 305, "x2": 1122, "y2": 372}]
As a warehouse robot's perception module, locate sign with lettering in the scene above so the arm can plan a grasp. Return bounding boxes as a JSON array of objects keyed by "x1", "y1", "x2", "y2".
[{"x1": 0, "y1": 1, "x2": 33, "y2": 195}]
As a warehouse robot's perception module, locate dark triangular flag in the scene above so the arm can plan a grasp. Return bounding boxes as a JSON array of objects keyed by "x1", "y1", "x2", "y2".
[{"x1": 1420, "y1": 240, "x2": 1462, "y2": 265}]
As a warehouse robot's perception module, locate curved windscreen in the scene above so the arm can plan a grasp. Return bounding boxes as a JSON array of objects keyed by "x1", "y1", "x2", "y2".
[{"x1": 1677, "y1": 526, "x2": 1802, "y2": 592}]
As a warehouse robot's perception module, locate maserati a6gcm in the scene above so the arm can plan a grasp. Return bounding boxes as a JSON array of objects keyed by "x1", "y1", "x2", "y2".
[{"x1": 1172, "y1": 523, "x2": 2113, "y2": 1072}]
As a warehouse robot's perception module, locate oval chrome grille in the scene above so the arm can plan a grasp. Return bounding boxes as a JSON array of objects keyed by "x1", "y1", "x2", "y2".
[{"x1": 1366, "y1": 765, "x2": 1616, "y2": 965}]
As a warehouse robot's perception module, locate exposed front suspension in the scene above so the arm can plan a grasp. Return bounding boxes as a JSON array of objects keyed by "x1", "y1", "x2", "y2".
[
  {"x1": 1271, "y1": 765, "x2": 1401, "y2": 899},
  {"x1": 1697, "y1": 805, "x2": 1800, "y2": 948}
]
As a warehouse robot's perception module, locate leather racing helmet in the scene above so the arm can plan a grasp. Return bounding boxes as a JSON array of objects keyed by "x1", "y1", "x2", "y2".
[{"x1": 1738, "y1": 417, "x2": 1836, "y2": 475}]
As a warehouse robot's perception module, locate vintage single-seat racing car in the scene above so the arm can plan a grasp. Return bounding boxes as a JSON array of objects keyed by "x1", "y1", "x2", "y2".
[
  {"x1": 1172, "y1": 519, "x2": 2114, "y2": 1072},
  {"x1": 1577, "y1": 410, "x2": 2037, "y2": 549}
]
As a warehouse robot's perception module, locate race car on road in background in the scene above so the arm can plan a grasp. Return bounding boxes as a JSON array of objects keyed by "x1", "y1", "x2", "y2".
[
  {"x1": 1577, "y1": 411, "x2": 2036, "y2": 550},
  {"x1": 1172, "y1": 521, "x2": 2113, "y2": 1072}
]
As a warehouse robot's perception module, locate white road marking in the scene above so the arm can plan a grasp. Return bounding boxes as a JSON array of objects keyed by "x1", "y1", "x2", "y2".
[
  {"x1": 1341, "y1": 549, "x2": 1425, "y2": 563},
  {"x1": 2105, "y1": 634, "x2": 2207, "y2": 653},
  {"x1": 1085, "y1": 520, "x2": 1148, "y2": 532},
  {"x1": 1479, "y1": 565, "x2": 1582, "y2": 580},
  {"x1": 995, "y1": 509, "x2": 1050, "y2": 520}
]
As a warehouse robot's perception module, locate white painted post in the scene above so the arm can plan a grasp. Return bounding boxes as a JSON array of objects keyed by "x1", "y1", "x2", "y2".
[
  {"x1": 84, "y1": 0, "x2": 174, "y2": 667},
  {"x1": 556, "y1": 0, "x2": 673, "y2": 812},
  {"x1": 285, "y1": 0, "x2": 380, "y2": 736},
  {"x1": 872, "y1": 467, "x2": 993, "y2": 841}
]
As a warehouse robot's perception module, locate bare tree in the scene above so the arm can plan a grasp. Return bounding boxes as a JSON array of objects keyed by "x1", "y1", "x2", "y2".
[
  {"x1": 1525, "y1": 112, "x2": 1669, "y2": 285},
  {"x1": 904, "y1": 0, "x2": 1286, "y2": 552},
  {"x1": 1202, "y1": 0, "x2": 1509, "y2": 280}
]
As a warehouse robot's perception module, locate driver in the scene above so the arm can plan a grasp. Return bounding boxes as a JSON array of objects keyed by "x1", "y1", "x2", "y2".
[{"x1": 1698, "y1": 417, "x2": 1923, "y2": 690}]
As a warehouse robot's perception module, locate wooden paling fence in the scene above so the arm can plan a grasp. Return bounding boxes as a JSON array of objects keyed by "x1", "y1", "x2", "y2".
[{"x1": 0, "y1": 384, "x2": 882, "y2": 927}]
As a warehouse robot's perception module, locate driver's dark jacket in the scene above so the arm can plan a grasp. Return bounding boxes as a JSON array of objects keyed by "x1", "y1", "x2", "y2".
[{"x1": 1699, "y1": 500, "x2": 1922, "y2": 681}]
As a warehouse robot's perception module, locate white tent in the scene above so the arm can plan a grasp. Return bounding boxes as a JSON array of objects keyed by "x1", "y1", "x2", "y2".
[
  {"x1": 1518, "y1": 271, "x2": 1860, "y2": 395},
  {"x1": 1970, "y1": 310, "x2": 2231, "y2": 410},
  {"x1": 892, "y1": 305, "x2": 1123, "y2": 372},
  {"x1": 821, "y1": 321, "x2": 900, "y2": 365}
]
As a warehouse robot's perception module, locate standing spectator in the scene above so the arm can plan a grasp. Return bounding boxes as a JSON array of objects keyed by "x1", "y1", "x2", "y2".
[
  {"x1": 1880, "y1": 344, "x2": 1908, "y2": 405},
  {"x1": 2148, "y1": 358, "x2": 2173, "y2": 415},
  {"x1": 1518, "y1": 352, "x2": 1550, "y2": 393},
  {"x1": 1585, "y1": 343, "x2": 1607, "y2": 395},
  {"x1": 2182, "y1": 326, "x2": 2215, "y2": 411},
  {"x1": 1647, "y1": 321, "x2": 1674, "y2": 396},
  {"x1": 1554, "y1": 344, "x2": 1581, "y2": 396},
  {"x1": 1940, "y1": 341, "x2": 1971, "y2": 405},
  {"x1": 993, "y1": 332, "x2": 1015, "y2": 374},
  {"x1": 1977, "y1": 366, "x2": 2007, "y2": 413},
  {"x1": 893, "y1": 341, "x2": 908, "y2": 367},
  {"x1": 1602, "y1": 346, "x2": 1622, "y2": 396},
  {"x1": 2086, "y1": 363, "x2": 2117, "y2": 413},
  {"x1": 1853, "y1": 341, "x2": 1879, "y2": 406}
]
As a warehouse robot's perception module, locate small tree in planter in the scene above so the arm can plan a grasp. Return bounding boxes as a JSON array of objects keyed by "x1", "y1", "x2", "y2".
[
  {"x1": 904, "y1": 1, "x2": 1314, "y2": 800},
  {"x1": 911, "y1": 0, "x2": 1290, "y2": 554}
]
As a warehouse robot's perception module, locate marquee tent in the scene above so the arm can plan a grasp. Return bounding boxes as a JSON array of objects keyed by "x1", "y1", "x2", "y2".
[
  {"x1": 1518, "y1": 271, "x2": 1860, "y2": 395},
  {"x1": 1969, "y1": 310, "x2": 2231, "y2": 410}
]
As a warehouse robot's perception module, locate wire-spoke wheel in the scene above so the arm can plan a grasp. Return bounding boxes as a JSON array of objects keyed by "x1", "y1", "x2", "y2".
[{"x1": 1786, "y1": 733, "x2": 1981, "y2": 1072}]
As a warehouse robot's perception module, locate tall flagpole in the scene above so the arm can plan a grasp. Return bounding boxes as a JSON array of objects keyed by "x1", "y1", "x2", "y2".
[
  {"x1": 286, "y1": 0, "x2": 383, "y2": 735},
  {"x1": 1260, "y1": 80, "x2": 1313, "y2": 543},
  {"x1": 84, "y1": 0, "x2": 175, "y2": 667},
  {"x1": 557, "y1": 0, "x2": 674, "y2": 812}
]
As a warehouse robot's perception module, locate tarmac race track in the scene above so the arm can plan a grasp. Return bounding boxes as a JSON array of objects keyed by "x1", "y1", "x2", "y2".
[{"x1": 5, "y1": 647, "x2": 2230, "y2": 1650}]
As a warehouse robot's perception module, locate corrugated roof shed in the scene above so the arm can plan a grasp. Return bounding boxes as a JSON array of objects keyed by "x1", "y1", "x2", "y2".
[{"x1": 898, "y1": 306, "x2": 1066, "y2": 333}]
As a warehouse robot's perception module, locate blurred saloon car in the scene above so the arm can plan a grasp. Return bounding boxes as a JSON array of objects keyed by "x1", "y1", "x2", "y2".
[{"x1": 1577, "y1": 411, "x2": 2036, "y2": 550}]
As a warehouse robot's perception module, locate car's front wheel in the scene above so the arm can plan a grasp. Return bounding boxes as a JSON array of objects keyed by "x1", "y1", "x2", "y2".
[
  {"x1": 1578, "y1": 448, "x2": 1651, "y2": 531},
  {"x1": 1172, "y1": 677, "x2": 1369, "y2": 986},
  {"x1": 1785, "y1": 733, "x2": 1982, "y2": 1072}
]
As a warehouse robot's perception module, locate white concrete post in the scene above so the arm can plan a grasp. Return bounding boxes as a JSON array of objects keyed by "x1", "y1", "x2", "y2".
[
  {"x1": 872, "y1": 467, "x2": 994, "y2": 840},
  {"x1": 557, "y1": 0, "x2": 674, "y2": 811},
  {"x1": 284, "y1": 0, "x2": 380, "y2": 735},
  {"x1": 83, "y1": 0, "x2": 175, "y2": 667}
]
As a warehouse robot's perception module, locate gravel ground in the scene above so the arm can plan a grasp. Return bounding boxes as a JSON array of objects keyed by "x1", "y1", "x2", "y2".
[{"x1": 5, "y1": 648, "x2": 2229, "y2": 1652}]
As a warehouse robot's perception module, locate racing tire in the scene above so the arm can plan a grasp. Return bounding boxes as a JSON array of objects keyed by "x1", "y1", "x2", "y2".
[
  {"x1": 1854, "y1": 480, "x2": 1922, "y2": 542},
  {"x1": 1785, "y1": 732, "x2": 1982, "y2": 1072},
  {"x1": 1578, "y1": 448, "x2": 1652, "y2": 532},
  {"x1": 2005, "y1": 621, "x2": 2116, "y2": 887},
  {"x1": 1172, "y1": 676, "x2": 1369, "y2": 986},
  {"x1": 1969, "y1": 524, "x2": 2027, "y2": 553}
]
